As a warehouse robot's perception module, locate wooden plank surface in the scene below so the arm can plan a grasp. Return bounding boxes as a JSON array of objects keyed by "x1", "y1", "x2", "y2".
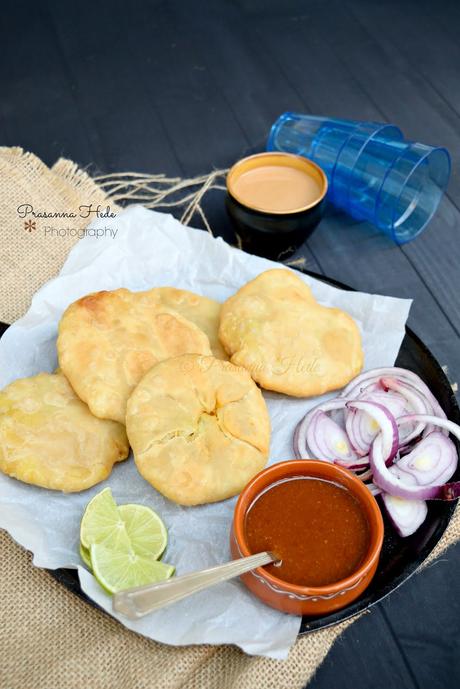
[{"x1": 1, "y1": 1, "x2": 459, "y2": 687}]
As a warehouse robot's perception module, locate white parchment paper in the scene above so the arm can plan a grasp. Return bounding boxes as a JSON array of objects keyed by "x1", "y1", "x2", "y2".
[{"x1": 0, "y1": 206, "x2": 412, "y2": 658}]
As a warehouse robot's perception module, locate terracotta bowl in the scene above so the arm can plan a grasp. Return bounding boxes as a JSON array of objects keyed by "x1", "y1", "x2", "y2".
[{"x1": 230, "y1": 460, "x2": 384, "y2": 616}]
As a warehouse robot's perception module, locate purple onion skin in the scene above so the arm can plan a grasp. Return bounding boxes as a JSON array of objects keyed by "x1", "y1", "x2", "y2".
[
  {"x1": 292, "y1": 420, "x2": 302, "y2": 459},
  {"x1": 370, "y1": 435, "x2": 460, "y2": 501},
  {"x1": 435, "y1": 482, "x2": 460, "y2": 500},
  {"x1": 335, "y1": 458, "x2": 370, "y2": 470}
]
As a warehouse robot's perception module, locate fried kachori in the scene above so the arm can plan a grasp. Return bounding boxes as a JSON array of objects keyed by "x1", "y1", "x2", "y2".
[
  {"x1": 57, "y1": 288, "x2": 212, "y2": 423},
  {"x1": 151, "y1": 287, "x2": 227, "y2": 360},
  {"x1": 126, "y1": 354, "x2": 270, "y2": 506},
  {"x1": 218, "y1": 269, "x2": 364, "y2": 397},
  {"x1": 0, "y1": 372, "x2": 129, "y2": 492}
]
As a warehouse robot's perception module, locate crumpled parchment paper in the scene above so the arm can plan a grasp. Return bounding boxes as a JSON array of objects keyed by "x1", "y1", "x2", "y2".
[{"x1": 0, "y1": 206, "x2": 412, "y2": 658}]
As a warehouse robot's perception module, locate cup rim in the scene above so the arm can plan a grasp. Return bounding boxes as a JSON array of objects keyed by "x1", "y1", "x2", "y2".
[
  {"x1": 388, "y1": 145, "x2": 451, "y2": 244},
  {"x1": 226, "y1": 152, "x2": 328, "y2": 215},
  {"x1": 233, "y1": 459, "x2": 384, "y2": 596},
  {"x1": 266, "y1": 111, "x2": 298, "y2": 151}
]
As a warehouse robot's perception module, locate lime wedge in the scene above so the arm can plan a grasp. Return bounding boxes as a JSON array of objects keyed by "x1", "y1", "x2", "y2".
[
  {"x1": 118, "y1": 504, "x2": 167, "y2": 559},
  {"x1": 80, "y1": 487, "x2": 130, "y2": 551},
  {"x1": 91, "y1": 543, "x2": 175, "y2": 594},
  {"x1": 79, "y1": 543, "x2": 92, "y2": 569}
]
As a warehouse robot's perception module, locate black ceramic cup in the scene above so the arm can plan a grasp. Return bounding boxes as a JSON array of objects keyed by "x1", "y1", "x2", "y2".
[{"x1": 226, "y1": 152, "x2": 328, "y2": 260}]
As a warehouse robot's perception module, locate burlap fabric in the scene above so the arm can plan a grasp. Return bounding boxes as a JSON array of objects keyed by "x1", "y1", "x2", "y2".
[{"x1": 0, "y1": 148, "x2": 458, "y2": 689}]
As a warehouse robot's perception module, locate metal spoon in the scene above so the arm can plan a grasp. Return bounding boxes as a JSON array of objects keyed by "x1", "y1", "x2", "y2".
[{"x1": 113, "y1": 551, "x2": 276, "y2": 619}]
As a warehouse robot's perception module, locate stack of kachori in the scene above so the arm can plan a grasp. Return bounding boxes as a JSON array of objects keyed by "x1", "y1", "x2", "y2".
[
  {"x1": 0, "y1": 270, "x2": 363, "y2": 504},
  {"x1": 56, "y1": 288, "x2": 214, "y2": 424}
]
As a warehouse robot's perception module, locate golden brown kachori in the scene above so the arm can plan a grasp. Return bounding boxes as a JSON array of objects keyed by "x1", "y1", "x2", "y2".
[
  {"x1": 0, "y1": 372, "x2": 129, "y2": 492},
  {"x1": 57, "y1": 288, "x2": 212, "y2": 423},
  {"x1": 218, "y1": 269, "x2": 363, "y2": 397},
  {"x1": 151, "y1": 287, "x2": 226, "y2": 360},
  {"x1": 126, "y1": 354, "x2": 270, "y2": 505}
]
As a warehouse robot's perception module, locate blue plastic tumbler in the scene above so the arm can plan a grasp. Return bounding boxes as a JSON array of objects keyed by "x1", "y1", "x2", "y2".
[
  {"x1": 267, "y1": 114, "x2": 377, "y2": 181},
  {"x1": 328, "y1": 122, "x2": 404, "y2": 210},
  {"x1": 357, "y1": 140, "x2": 450, "y2": 244},
  {"x1": 267, "y1": 112, "x2": 451, "y2": 244}
]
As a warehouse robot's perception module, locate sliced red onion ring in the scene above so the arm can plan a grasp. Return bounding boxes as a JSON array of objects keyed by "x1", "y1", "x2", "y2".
[
  {"x1": 370, "y1": 414, "x2": 460, "y2": 500},
  {"x1": 335, "y1": 456, "x2": 370, "y2": 470},
  {"x1": 346, "y1": 400, "x2": 399, "y2": 465},
  {"x1": 292, "y1": 422, "x2": 304, "y2": 460},
  {"x1": 341, "y1": 367, "x2": 446, "y2": 421},
  {"x1": 292, "y1": 368, "x2": 457, "y2": 538},
  {"x1": 306, "y1": 412, "x2": 357, "y2": 464},
  {"x1": 345, "y1": 389, "x2": 406, "y2": 457},
  {"x1": 355, "y1": 467, "x2": 373, "y2": 481},
  {"x1": 391, "y1": 432, "x2": 457, "y2": 486},
  {"x1": 380, "y1": 377, "x2": 434, "y2": 443},
  {"x1": 345, "y1": 407, "x2": 377, "y2": 457},
  {"x1": 366, "y1": 388, "x2": 408, "y2": 417},
  {"x1": 381, "y1": 493, "x2": 428, "y2": 537},
  {"x1": 293, "y1": 397, "x2": 357, "y2": 462}
]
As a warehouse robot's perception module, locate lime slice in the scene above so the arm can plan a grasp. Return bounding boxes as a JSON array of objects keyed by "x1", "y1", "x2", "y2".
[
  {"x1": 91, "y1": 543, "x2": 175, "y2": 594},
  {"x1": 80, "y1": 489, "x2": 171, "y2": 591},
  {"x1": 118, "y1": 504, "x2": 167, "y2": 559},
  {"x1": 80, "y1": 487, "x2": 130, "y2": 551},
  {"x1": 79, "y1": 543, "x2": 92, "y2": 570}
]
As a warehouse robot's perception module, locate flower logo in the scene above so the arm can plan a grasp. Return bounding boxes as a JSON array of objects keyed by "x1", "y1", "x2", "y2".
[{"x1": 24, "y1": 220, "x2": 36, "y2": 233}]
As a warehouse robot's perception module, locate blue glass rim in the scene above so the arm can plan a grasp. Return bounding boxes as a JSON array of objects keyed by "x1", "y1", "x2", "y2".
[
  {"x1": 266, "y1": 113, "x2": 451, "y2": 244},
  {"x1": 267, "y1": 111, "x2": 299, "y2": 151},
  {"x1": 385, "y1": 145, "x2": 451, "y2": 244}
]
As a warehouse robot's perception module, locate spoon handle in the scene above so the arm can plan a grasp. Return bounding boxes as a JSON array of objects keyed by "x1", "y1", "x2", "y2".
[{"x1": 113, "y1": 551, "x2": 275, "y2": 619}]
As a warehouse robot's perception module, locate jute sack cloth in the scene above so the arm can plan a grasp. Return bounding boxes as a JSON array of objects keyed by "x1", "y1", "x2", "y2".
[{"x1": 0, "y1": 148, "x2": 458, "y2": 689}]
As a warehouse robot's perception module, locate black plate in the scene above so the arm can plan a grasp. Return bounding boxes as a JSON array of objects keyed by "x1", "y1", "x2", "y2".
[{"x1": 1, "y1": 269, "x2": 458, "y2": 634}]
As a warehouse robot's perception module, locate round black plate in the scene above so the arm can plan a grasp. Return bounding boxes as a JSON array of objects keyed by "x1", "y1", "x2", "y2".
[{"x1": 1, "y1": 269, "x2": 458, "y2": 634}]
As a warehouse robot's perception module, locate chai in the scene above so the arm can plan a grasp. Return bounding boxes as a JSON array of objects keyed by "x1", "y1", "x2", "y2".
[{"x1": 232, "y1": 163, "x2": 323, "y2": 213}]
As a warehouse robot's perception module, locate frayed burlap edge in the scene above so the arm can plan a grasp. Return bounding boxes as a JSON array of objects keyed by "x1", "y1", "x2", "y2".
[{"x1": 0, "y1": 148, "x2": 117, "y2": 324}]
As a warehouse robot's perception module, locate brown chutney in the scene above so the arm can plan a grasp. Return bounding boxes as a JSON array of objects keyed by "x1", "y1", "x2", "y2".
[{"x1": 245, "y1": 476, "x2": 370, "y2": 587}]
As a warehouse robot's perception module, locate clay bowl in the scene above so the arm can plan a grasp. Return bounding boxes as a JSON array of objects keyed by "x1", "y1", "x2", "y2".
[{"x1": 230, "y1": 460, "x2": 384, "y2": 616}]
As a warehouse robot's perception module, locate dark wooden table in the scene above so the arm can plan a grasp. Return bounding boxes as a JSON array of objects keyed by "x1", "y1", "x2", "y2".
[{"x1": 1, "y1": 1, "x2": 459, "y2": 686}]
